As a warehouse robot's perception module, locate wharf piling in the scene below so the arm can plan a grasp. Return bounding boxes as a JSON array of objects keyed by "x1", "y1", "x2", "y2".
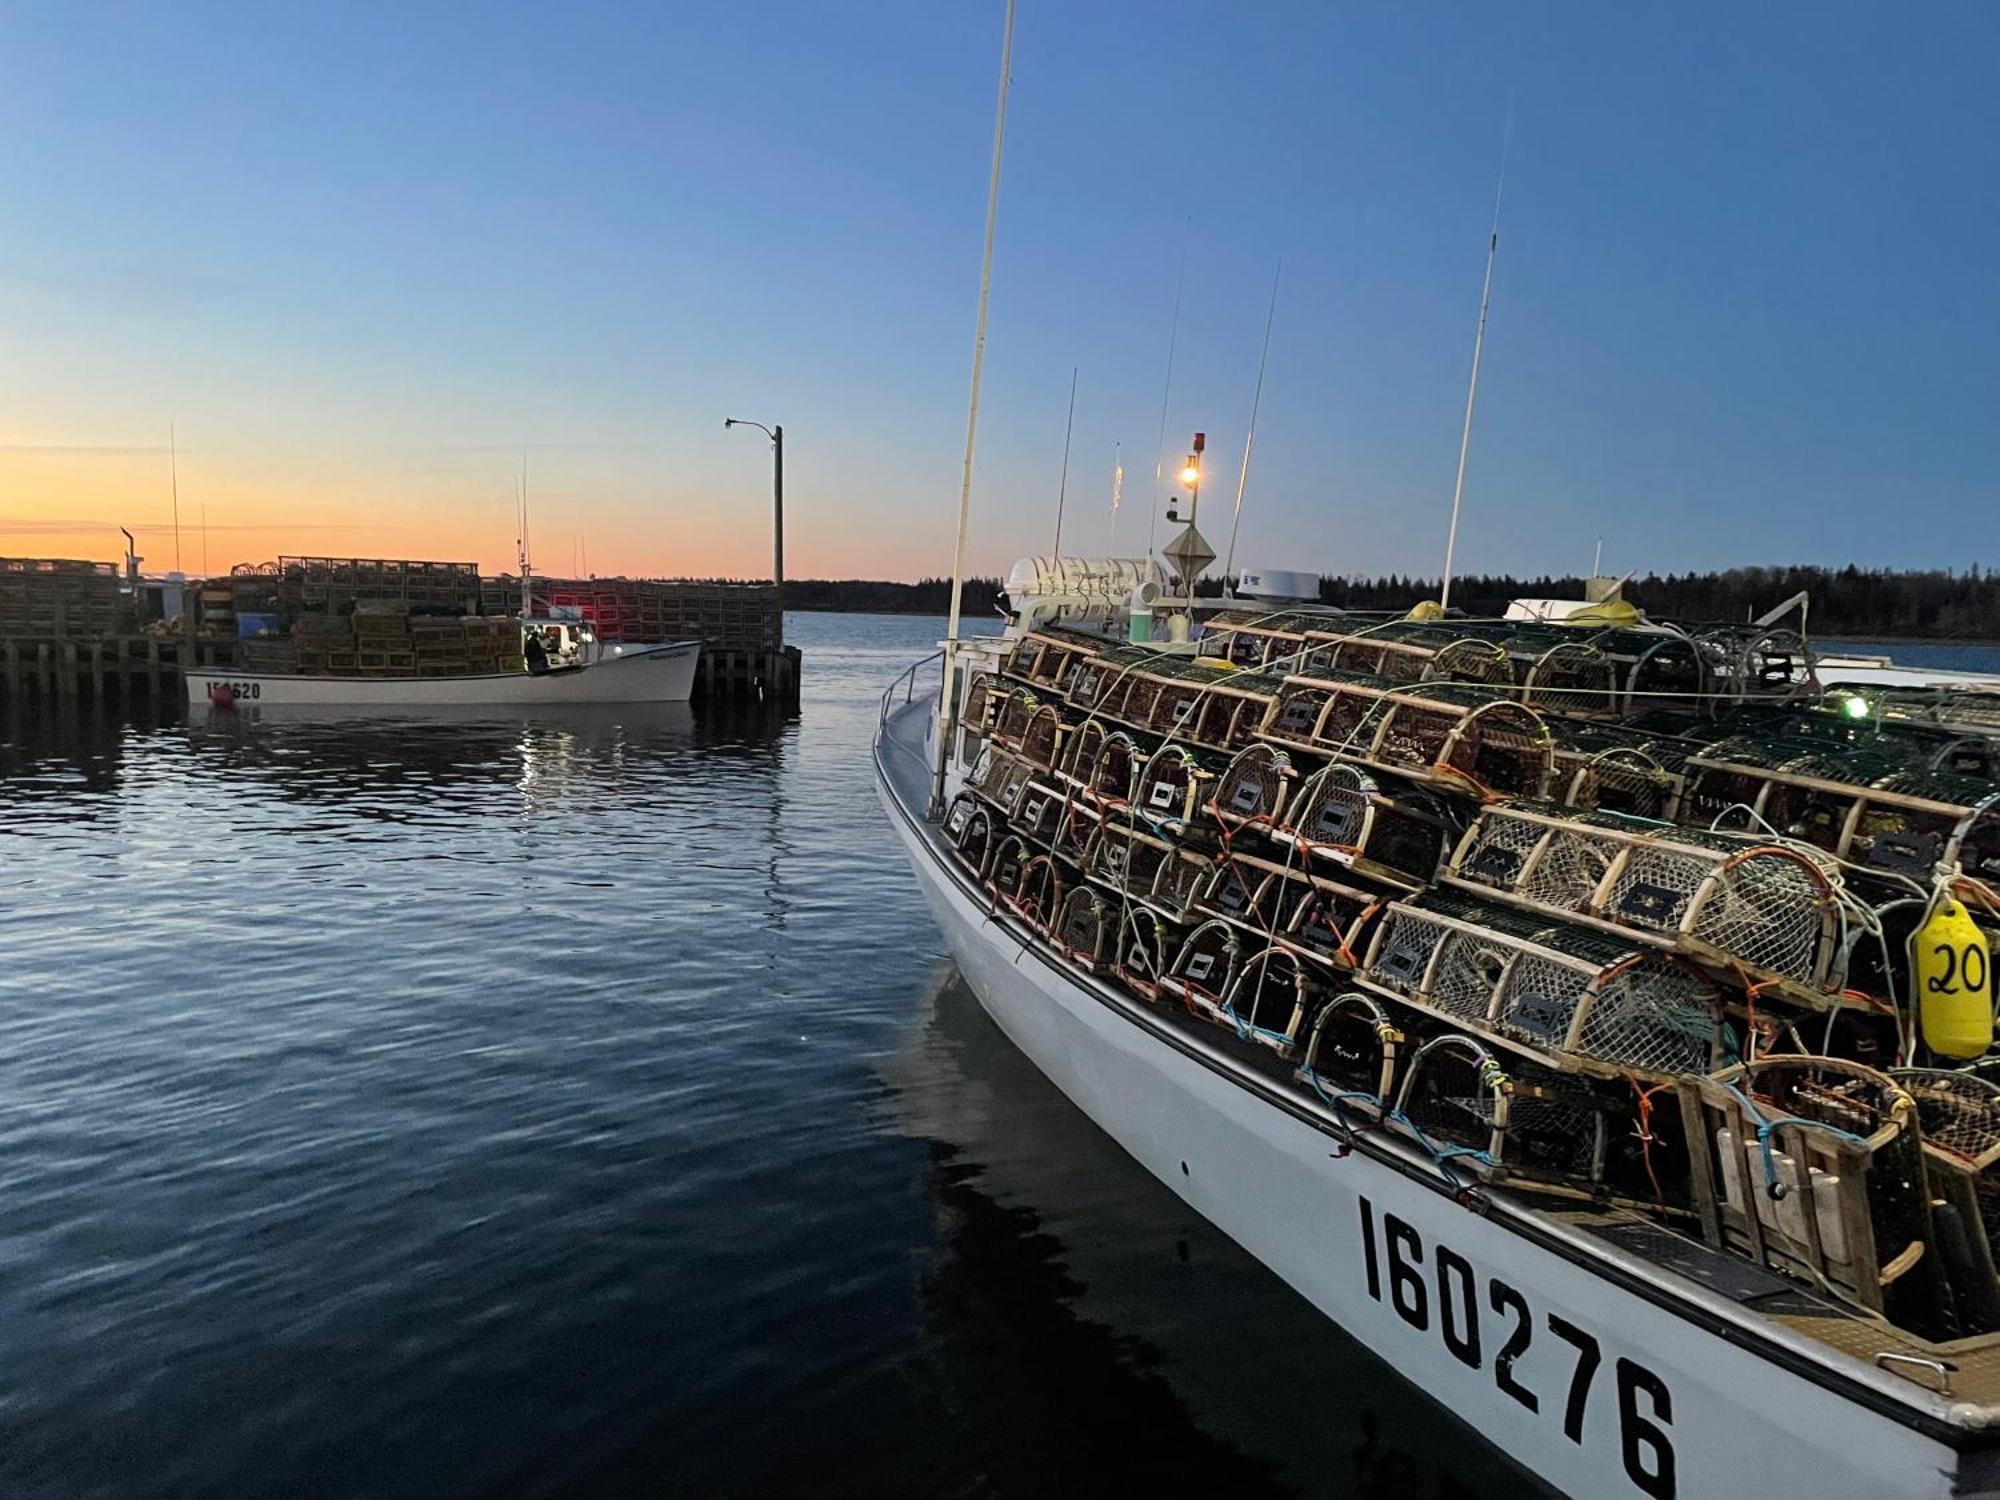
[{"x1": 0, "y1": 631, "x2": 221, "y2": 709}]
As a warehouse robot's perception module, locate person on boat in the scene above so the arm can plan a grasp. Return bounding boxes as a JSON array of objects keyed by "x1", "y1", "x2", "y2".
[{"x1": 523, "y1": 628, "x2": 551, "y2": 675}]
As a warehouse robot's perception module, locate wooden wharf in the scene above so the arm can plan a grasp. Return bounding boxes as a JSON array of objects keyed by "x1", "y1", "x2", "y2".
[{"x1": 0, "y1": 556, "x2": 803, "y2": 714}]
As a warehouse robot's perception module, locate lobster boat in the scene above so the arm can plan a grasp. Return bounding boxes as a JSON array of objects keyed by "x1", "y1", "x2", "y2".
[
  {"x1": 189, "y1": 619, "x2": 699, "y2": 707},
  {"x1": 875, "y1": 551, "x2": 2000, "y2": 1500}
]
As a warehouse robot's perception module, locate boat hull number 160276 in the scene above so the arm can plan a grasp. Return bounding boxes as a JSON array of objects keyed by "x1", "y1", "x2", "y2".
[{"x1": 1358, "y1": 1196, "x2": 1677, "y2": 1498}]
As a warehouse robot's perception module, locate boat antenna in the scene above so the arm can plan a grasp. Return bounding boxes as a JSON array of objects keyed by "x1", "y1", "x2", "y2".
[
  {"x1": 1221, "y1": 258, "x2": 1282, "y2": 595},
  {"x1": 1438, "y1": 99, "x2": 1514, "y2": 615},
  {"x1": 1147, "y1": 244, "x2": 1188, "y2": 563},
  {"x1": 519, "y1": 452, "x2": 532, "y2": 619},
  {"x1": 1592, "y1": 536, "x2": 1603, "y2": 578},
  {"x1": 1109, "y1": 442, "x2": 1124, "y2": 553},
  {"x1": 933, "y1": 0, "x2": 1015, "y2": 817},
  {"x1": 1051, "y1": 366, "x2": 1078, "y2": 561},
  {"x1": 169, "y1": 422, "x2": 182, "y2": 573}
]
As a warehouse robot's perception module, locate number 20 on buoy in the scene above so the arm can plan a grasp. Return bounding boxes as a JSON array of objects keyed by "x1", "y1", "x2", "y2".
[{"x1": 1918, "y1": 898, "x2": 1994, "y2": 1060}]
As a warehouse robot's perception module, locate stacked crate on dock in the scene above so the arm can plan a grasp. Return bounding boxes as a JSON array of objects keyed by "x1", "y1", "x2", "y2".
[
  {"x1": 292, "y1": 614, "x2": 353, "y2": 675},
  {"x1": 198, "y1": 581, "x2": 236, "y2": 636},
  {"x1": 240, "y1": 637, "x2": 300, "y2": 674},
  {"x1": 0, "y1": 558, "x2": 124, "y2": 636},
  {"x1": 462, "y1": 616, "x2": 520, "y2": 674},
  {"x1": 219, "y1": 567, "x2": 284, "y2": 636},
  {"x1": 659, "y1": 581, "x2": 781, "y2": 650},
  {"x1": 408, "y1": 614, "x2": 469, "y2": 676},
  {"x1": 592, "y1": 587, "x2": 633, "y2": 640},
  {"x1": 279, "y1": 557, "x2": 481, "y2": 616},
  {"x1": 352, "y1": 601, "x2": 414, "y2": 675}
]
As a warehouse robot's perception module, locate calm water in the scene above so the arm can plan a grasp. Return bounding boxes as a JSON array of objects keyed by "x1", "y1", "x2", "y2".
[{"x1": 49, "y1": 614, "x2": 2000, "y2": 1497}]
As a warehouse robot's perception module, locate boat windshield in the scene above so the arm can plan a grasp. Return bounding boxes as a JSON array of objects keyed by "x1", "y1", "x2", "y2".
[{"x1": 523, "y1": 621, "x2": 595, "y2": 671}]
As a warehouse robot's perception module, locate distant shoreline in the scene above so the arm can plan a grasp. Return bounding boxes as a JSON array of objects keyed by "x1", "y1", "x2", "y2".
[
  {"x1": 778, "y1": 608, "x2": 2000, "y2": 647},
  {"x1": 773, "y1": 569, "x2": 2000, "y2": 644}
]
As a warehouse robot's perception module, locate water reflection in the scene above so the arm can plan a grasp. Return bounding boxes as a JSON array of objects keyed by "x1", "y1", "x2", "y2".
[
  {"x1": 0, "y1": 612, "x2": 1551, "y2": 1498},
  {"x1": 888, "y1": 972, "x2": 1546, "y2": 1499},
  {"x1": 0, "y1": 705, "x2": 136, "y2": 824}
]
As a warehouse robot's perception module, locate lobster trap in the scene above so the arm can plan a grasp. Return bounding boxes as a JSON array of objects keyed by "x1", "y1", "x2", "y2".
[
  {"x1": 1159, "y1": 918, "x2": 1246, "y2": 1012},
  {"x1": 1181, "y1": 846, "x2": 1385, "y2": 974},
  {"x1": 1131, "y1": 743, "x2": 1216, "y2": 833},
  {"x1": 1207, "y1": 944, "x2": 1325, "y2": 1056},
  {"x1": 968, "y1": 747, "x2": 1039, "y2": 824},
  {"x1": 1891, "y1": 1067, "x2": 2000, "y2": 1332},
  {"x1": 1545, "y1": 720, "x2": 1695, "y2": 821},
  {"x1": 1081, "y1": 822, "x2": 1209, "y2": 923},
  {"x1": 1293, "y1": 619, "x2": 1709, "y2": 716},
  {"x1": 1682, "y1": 738, "x2": 2000, "y2": 883},
  {"x1": 1001, "y1": 628, "x2": 1097, "y2": 694},
  {"x1": 1269, "y1": 761, "x2": 1455, "y2": 889},
  {"x1": 1359, "y1": 889, "x2": 1728, "y2": 1081},
  {"x1": 1200, "y1": 608, "x2": 1324, "y2": 672},
  {"x1": 988, "y1": 686, "x2": 1043, "y2": 754},
  {"x1": 1683, "y1": 1058, "x2": 1930, "y2": 1316},
  {"x1": 1190, "y1": 853, "x2": 1290, "y2": 934},
  {"x1": 1011, "y1": 776, "x2": 1070, "y2": 846},
  {"x1": 1113, "y1": 906, "x2": 1175, "y2": 996},
  {"x1": 1390, "y1": 1034, "x2": 1613, "y2": 1187},
  {"x1": 990, "y1": 841, "x2": 1063, "y2": 931},
  {"x1": 960, "y1": 671, "x2": 996, "y2": 737},
  {"x1": 1298, "y1": 991, "x2": 1403, "y2": 1113},
  {"x1": 1055, "y1": 886, "x2": 1114, "y2": 970},
  {"x1": 1259, "y1": 672, "x2": 1554, "y2": 799},
  {"x1": 944, "y1": 793, "x2": 998, "y2": 879},
  {"x1": 1443, "y1": 803, "x2": 1844, "y2": 1002},
  {"x1": 1692, "y1": 622, "x2": 1816, "y2": 704},
  {"x1": 1074, "y1": 729, "x2": 1143, "y2": 806},
  {"x1": 1207, "y1": 743, "x2": 1297, "y2": 832}
]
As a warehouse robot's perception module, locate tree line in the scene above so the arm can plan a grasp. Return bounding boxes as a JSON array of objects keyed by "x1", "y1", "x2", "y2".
[
  {"x1": 1311, "y1": 565, "x2": 1999, "y2": 639},
  {"x1": 782, "y1": 565, "x2": 1999, "y2": 639}
]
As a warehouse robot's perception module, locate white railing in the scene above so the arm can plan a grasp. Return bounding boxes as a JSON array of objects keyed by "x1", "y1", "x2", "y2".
[{"x1": 880, "y1": 649, "x2": 944, "y2": 728}]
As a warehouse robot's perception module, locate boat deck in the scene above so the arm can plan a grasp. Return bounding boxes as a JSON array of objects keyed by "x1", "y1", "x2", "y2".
[{"x1": 875, "y1": 689, "x2": 2000, "y2": 1426}]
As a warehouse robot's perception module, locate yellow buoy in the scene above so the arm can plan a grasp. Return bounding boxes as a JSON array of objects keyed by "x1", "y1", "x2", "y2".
[
  {"x1": 1562, "y1": 597, "x2": 1642, "y2": 629},
  {"x1": 1405, "y1": 599, "x2": 1444, "y2": 622},
  {"x1": 1917, "y1": 898, "x2": 1994, "y2": 1060}
]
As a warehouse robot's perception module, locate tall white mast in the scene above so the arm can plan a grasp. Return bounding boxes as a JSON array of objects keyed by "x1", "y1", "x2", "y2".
[
  {"x1": 1108, "y1": 442, "x2": 1123, "y2": 553},
  {"x1": 1146, "y1": 253, "x2": 1186, "y2": 563},
  {"x1": 933, "y1": 0, "x2": 1015, "y2": 816},
  {"x1": 518, "y1": 453, "x2": 532, "y2": 620},
  {"x1": 1439, "y1": 109, "x2": 1514, "y2": 614},
  {"x1": 1051, "y1": 366, "x2": 1078, "y2": 560},
  {"x1": 1222, "y1": 259, "x2": 1282, "y2": 592}
]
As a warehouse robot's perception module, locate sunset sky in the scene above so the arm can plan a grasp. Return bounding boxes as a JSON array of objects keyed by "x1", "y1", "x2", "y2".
[{"x1": 3, "y1": 2, "x2": 1996, "y2": 582}]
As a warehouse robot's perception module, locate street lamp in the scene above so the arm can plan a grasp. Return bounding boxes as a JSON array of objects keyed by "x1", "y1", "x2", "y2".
[{"x1": 724, "y1": 418, "x2": 784, "y2": 621}]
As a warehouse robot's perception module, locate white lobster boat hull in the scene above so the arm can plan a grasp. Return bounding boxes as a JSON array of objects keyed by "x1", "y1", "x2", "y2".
[
  {"x1": 874, "y1": 690, "x2": 1997, "y2": 1500},
  {"x1": 188, "y1": 640, "x2": 700, "y2": 707}
]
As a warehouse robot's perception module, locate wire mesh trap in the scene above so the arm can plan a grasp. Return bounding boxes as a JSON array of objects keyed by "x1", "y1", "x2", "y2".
[
  {"x1": 1445, "y1": 802, "x2": 1843, "y2": 999},
  {"x1": 1269, "y1": 761, "x2": 1454, "y2": 888},
  {"x1": 1360, "y1": 889, "x2": 1727, "y2": 1080}
]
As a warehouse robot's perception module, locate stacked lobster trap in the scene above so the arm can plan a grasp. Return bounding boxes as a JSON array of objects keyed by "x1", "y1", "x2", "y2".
[
  {"x1": 944, "y1": 601, "x2": 2000, "y2": 1321},
  {"x1": 1441, "y1": 801, "x2": 1849, "y2": 1007},
  {"x1": 1681, "y1": 736, "x2": 2000, "y2": 884}
]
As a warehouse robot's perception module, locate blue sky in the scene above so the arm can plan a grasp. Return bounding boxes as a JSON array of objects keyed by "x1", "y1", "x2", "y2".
[{"x1": 1, "y1": 1, "x2": 1994, "y2": 580}]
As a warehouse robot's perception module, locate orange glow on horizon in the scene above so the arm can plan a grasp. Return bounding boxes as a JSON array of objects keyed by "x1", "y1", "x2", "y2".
[{"x1": 0, "y1": 447, "x2": 932, "y2": 582}]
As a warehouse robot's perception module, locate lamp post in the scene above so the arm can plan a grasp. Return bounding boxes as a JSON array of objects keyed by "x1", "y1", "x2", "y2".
[{"x1": 724, "y1": 418, "x2": 784, "y2": 633}]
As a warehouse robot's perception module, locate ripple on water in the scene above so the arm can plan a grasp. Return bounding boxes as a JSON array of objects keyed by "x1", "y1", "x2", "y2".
[{"x1": 1, "y1": 613, "x2": 1554, "y2": 1499}]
